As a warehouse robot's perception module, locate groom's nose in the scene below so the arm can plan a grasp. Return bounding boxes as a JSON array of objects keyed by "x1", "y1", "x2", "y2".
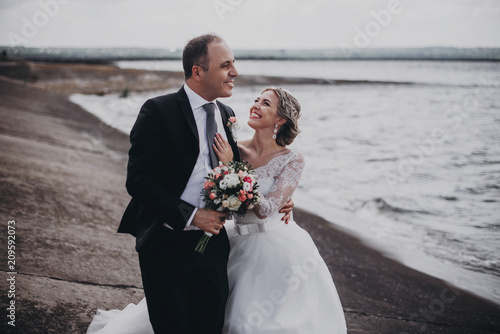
[{"x1": 229, "y1": 65, "x2": 238, "y2": 78}]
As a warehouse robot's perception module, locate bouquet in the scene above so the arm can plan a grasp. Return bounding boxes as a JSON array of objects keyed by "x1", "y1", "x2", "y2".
[{"x1": 195, "y1": 161, "x2": 260, "y2": 253}]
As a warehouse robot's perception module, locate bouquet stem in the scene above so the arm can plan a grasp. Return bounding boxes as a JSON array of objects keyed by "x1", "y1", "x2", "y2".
[{"x1": 195, "y1": 232, "x2": 212, "y2": 254}]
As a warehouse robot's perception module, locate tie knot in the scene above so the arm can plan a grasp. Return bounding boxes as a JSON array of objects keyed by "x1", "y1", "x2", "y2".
[{"x1": 203, "y1": 102, "x2": 216, "y2": 116}]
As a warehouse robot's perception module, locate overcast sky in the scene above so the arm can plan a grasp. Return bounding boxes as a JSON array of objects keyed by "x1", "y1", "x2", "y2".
[{"x1": 1, "y1": 0, "x2": 499, "y2": 50}]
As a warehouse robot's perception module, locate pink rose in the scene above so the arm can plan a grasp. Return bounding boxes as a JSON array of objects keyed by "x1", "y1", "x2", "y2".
[
  {"x1": 238, "y1": 194, "x2": 247, "y2": 202},
  {"x1": 229, "y1": 116, "x2": 237, "y2": 123},
  {"x1": 247, "y1": 193, "x2": 253, "y2": 199},
  {"x1": 209, "y1": 192, "x2": 217, "y2": 200}
]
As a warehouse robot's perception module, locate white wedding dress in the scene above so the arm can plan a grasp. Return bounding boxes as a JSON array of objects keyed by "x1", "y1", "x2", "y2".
[
  {"x1": 87, "y1": 150, "x2": 346, "y2": 334},
  {"x1": 222, "y1": 150, "x2": 346, "y2": 333}
]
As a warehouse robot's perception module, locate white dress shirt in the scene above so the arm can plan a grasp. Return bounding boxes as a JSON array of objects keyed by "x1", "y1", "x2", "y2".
[{"x1": 164, "y1": 83, "x2": 229, "y2": 230}]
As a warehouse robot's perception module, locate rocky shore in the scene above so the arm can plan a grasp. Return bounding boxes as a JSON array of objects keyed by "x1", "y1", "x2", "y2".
[{"x1": 0, "y1": 62, "x2": 499, "y2": 333}]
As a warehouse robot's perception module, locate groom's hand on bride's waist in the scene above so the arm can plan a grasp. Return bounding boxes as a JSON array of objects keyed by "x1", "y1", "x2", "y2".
[
  {"x1": 192, "y1": 209, "x2": 227, "y2": 235},
  {"x1": 279, "y1": 199, "x2": 294, "y2": 224}
]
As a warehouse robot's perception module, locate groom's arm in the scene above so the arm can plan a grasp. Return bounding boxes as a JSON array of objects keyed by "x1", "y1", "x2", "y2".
[
  {"x1": 280, "y1": 199, "x2": 294, "y2": 223},
  {"x1": 126, "y1": 98, "x2": 196, "y2": 231}
]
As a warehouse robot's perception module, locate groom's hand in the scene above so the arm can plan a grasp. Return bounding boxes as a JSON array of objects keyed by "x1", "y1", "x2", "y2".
[
  {"x1": 280, "y1": 199, "x2": 294, "y2": 224},
  {"x1": 192, "y1": 209, "x2": 227, "y2": 235}
]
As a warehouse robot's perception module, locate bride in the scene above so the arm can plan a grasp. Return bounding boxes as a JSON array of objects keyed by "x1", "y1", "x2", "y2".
[
  {"x1": 86, "y1": 87, "x2": 347, "y2": 333},
  {"x1": 215, "y1": 87, "x2": 346, "y2": 333}
]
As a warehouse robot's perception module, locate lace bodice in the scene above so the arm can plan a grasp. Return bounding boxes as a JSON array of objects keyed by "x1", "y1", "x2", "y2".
[{"x1": 235, "y1": 150, "x2": 305, "y2": 225}]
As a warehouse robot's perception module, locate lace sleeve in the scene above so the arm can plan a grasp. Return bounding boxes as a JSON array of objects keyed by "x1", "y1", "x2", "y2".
[{"x1": 254, "y1": 152, "x2": 305, "y2": 219}]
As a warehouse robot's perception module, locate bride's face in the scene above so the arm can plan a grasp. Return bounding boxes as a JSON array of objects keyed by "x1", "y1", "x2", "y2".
[{"x1": 247, "y1": 90, "x2": 280, "y2": 131}]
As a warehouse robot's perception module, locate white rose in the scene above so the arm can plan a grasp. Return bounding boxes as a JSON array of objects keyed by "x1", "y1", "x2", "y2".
[
  {"x1": 243, "y1": 182, "x2": 251, "y2": 192},
  {"x1": 227, "y1": 195, "x2": 241, "y2": 211},
  {"x1": 219, "y1": 179, "x2": 228, "y2": 190},
  {"x1": 214, "y1": 167, "x2": 221, "y2": 174},
  {"x1": 222, "y1": 200, "x2": 229, "y2": 208},
  {"x1": 224, "y1": 174, "x2": 240, "y2": 188}
]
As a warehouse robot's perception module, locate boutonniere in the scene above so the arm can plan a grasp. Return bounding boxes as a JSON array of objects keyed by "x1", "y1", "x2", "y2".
[{"x1": 227, "y1": 116, "x2": 240, "y2": 141}]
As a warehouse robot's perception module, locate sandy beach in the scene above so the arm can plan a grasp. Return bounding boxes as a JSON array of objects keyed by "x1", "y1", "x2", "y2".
[{"x1": 0, "y1": 61, "x2": 499, "y2": 333}]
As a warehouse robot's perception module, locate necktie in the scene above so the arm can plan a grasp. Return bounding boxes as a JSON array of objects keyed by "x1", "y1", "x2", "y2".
[{"x1": 202, "y1": 102, "x2": 219, "y2": 169}]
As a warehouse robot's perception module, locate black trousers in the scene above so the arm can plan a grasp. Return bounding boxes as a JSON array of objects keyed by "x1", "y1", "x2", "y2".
[{"x1": 139, "y1": 227, "x2": 230, "y2": 334}]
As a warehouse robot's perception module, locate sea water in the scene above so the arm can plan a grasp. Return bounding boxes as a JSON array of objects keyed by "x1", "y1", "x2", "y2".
[{"x1": 71, "y1": 60, "x2": 500, "y2": 304}]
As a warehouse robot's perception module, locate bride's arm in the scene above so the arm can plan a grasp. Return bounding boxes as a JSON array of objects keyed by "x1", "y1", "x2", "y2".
[{"x1": 253, "y1": 152, "x2": 305, "y2": 219}]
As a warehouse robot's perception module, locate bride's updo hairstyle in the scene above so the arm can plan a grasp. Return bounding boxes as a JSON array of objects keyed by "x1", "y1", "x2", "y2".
[{"x1": 262, "y1": 87, "x2": 301, "y2": 147}]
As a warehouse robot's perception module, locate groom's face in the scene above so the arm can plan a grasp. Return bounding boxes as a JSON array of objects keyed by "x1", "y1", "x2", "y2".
[{"x1": 201, "y1": 41, "x2": 238, "y2": 101}]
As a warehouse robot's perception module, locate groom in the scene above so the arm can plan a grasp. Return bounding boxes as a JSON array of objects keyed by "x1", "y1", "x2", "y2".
[{"x1": 118, "y1": 34, "x2": 292, "y2": 333}]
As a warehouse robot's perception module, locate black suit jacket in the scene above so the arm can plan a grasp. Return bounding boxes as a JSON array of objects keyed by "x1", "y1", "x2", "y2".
[{"x1": 118, "y1": 86, "x2": 240, "y2": 251}]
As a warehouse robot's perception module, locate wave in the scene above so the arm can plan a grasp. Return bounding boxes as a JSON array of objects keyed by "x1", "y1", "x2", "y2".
[
  {"x1": 366, "y1": 157, "x2": 399, "y2": 162},
  {"x1": 237, "y1": 74, "x2": 420, "y2": 86},
  {"x1": 474, "y1": 223, "x2": 500, "y2": 231},
  {"x1": 440, "y1": 196, "x2": 459, "y2": 201},
  {"x1": 358, "y1": 197, "x2": 431, "y2": 215}
]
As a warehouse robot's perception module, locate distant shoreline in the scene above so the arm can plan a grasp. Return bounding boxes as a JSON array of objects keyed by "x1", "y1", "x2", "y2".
[
  {"x1": 3, "y1": 56, "x2": 500, "y2": 63},
  {"x1": 2, "y1": 45, "x2": 500, "y2": 63},
  {"x1": 0, "y1": 60, "x2": 421, "y2": 97}
]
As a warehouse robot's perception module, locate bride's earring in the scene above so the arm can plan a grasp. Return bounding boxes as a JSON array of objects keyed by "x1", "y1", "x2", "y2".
[{"x1": 272, "y1": 124, "x2": 278, "y2": 140}]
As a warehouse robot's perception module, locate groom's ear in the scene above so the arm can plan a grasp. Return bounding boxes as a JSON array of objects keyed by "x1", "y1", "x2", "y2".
[{"x1": 192, "y1": 65, "x2": 204, "y2": 82}]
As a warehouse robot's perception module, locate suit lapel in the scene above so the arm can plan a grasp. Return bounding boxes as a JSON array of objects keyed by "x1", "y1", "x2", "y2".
[
  {"x1": 178, "y1": 87, "x2": 199, "y2": 141},
  {"x1": 217, "y1": 101, "x2": 240, "y2": 162},
  {"x1": 217, "y1": 101, "x2": 235, "y2": 145},
  {"x1": 177, "y1": 90, "x2": 239, "y2": 160}
]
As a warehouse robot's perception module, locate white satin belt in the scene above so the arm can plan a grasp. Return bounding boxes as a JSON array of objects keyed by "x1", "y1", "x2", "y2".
[{"x1": 235, "y1": 220, "x2": 287, "y2": 236}]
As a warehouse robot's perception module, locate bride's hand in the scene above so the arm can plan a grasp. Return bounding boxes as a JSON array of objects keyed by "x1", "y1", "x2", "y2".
[{"x1": 213, "y1": 133, "x2": 233, "y2": 165}]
